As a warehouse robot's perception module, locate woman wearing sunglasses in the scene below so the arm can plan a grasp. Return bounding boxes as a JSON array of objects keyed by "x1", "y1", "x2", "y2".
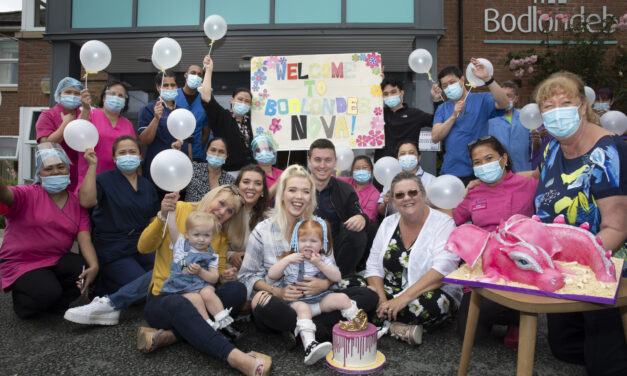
[{"x1": 364, "y1": 171, "x2": 461, "y2": 346}]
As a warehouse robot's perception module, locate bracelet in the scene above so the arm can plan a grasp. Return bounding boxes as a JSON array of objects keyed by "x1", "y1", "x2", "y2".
[
  {"x1": 484, "y1": 76, "x2": 495, "y2": 86},
  {"x1": 157, "y1": 211, "x2": 167, "y2": 222}
]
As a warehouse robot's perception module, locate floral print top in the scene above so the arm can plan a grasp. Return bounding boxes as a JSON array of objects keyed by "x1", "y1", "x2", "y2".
[{"x1": 382, "y1": 224, "x2": 414, "y2": 297}]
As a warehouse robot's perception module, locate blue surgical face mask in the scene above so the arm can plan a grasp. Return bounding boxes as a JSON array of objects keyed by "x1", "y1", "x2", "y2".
[
  {"x1": 541, "y1": 106, "x2": 581, "y2": 138},
  {"x1": 186, "y1": 74, "x2": 202, "y2": 90},
  {"x1": 206, "y1": 154, "x2": 226, "y2": 168},
  {"x1": 233, "y1": 102, "x2": 250, "y2": 116},
  {"x1": 444, "y1": 82, "x2": 463, "y2": 101},
  {"x1": 104, "y1": 96, "x2": 126, "y2": 113},
  {"x1": 160, "y1": 89, "x2": 178, "y2": 102},
  {"x1": 505, "y1": 100, "x2": 514, "y2": 111},
  {"x1": 593, "y1": 103, "x2": 610, "y2": 110},
  {"x1": 399, "y1": 155, "x2": 418, "y2": 171},
  {"x1": 60, "y1": 95, "x2": 81, "y2": 110},
  {"x1": 383, "y1": 95, "x2": 401, "y2": 108},
  {"x1": 41, "y1": 175, "x2": 71, "y2": 193},
  {"x1": 353, "y1": 170, "x2": 372, "y2": 184},
  {"x1": 255, "y1": 151, "x2": 275, "y2": 165},
  {"x1": 116, "y1": 155, "x2": 140, "y2": 173},
  {"x1": 473, "y1": 159, "x2": 504, "y2": 183}
]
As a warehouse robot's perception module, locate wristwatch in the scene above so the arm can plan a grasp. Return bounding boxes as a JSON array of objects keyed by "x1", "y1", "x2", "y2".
[{"x1": 484, "y1": 76, "x2": 495, "y2": 86}]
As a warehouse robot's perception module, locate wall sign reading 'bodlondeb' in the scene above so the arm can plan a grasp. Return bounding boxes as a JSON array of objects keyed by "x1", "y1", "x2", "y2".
[{"x1": 250, "y1": 53, "x2": 384, "y2": 151}]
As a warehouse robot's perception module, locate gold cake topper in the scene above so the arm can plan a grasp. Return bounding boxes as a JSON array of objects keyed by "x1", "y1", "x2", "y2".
[{"x1": 338, "y1": 309, "x2": 368, "y2": 331}]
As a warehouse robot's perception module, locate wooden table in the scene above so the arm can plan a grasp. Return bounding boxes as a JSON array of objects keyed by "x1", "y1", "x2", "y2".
[{"x1": 458, "y1": 278, "x2": 627, "y2": 376}]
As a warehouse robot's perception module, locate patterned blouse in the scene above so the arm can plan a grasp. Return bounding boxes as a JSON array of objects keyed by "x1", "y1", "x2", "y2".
[{"x1": 185, "y1": 162, "x2": 234, "y2": 202}]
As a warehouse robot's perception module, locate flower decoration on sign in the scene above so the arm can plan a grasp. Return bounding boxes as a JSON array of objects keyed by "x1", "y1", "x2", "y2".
[
  {"x1": 253, "y1": 58, "x2": 267, "y2": 72},
  {"x1": 252, "y1": 70, "x2": 267, "y2": 86},
  {"x1": 365, "y1": 53, "x2": 381, "y2": 69},
  {"x1": 352, "y1": 54, "x2": 360, "y2": 62},
  {"x1": 348, "y1": 139, "x2": 357, "y2": 147},
  {"x1": 252, "y1": 82, "x2": 260, "y2": 92},
  {"x1": 266, "y1": 56, "x2": 280, "y2": 69},
  {"x1": 252, "y1": 97, "x2": 265, "y2": 111},
  {"x1": 370, "y1": 85, "x2": 382, "y2": 97},
  {"x1": 371, "y1": 67, "x2": 381, "y2": 75},
  {"x1": 256, "y1": 126, "x2": 265, "y2": 136},
  {"x1": 373, "y1": 107, "x2": 383, "y2": 116},
  {"x1": 259, "y1": 88, "x2": 270, "y2": 100},
  {"x1": 368, "y1": 130, "x2": 384, "y2": 146},
  {"x1": 356, "y1": 134, "x2": 369, "y2": 147},
  {"x1": 370, "y1": 117, "x2": 384, "y2": 130},
  {"x1": 269, "y1": 118, "x2": 282, "y2": 134},
  {"x1": 279, "y1": 57, "x2": 287, "y2": 65},
  {"x1": 359, "y1": 53, "x2": 367, "y2": 61}
]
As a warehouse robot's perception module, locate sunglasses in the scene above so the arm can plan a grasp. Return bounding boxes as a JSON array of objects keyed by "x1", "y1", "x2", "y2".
[
  {"x1": 227, "y1": 185, "x2": 246, "y2": 205},
  {"x1": 467, "y1": 135, "x2": 496, "y2": 149},
  {"x1": 394, "y1": 189, "x2": 420, "y2": 200}
]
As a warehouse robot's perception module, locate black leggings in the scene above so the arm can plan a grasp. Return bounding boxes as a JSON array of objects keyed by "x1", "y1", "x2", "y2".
[
  {"x1": 11, "y1": 253, "x2": 84, "y2": 318},
  {"x1": 252, "y1": 286, "x2": 378, "y2": 342},
  {"x1": 333, "y1": 224, "x2": 368, "y2": 277}
]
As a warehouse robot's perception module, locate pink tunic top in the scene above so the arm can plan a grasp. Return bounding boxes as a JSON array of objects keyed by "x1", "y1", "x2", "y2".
[
  {"x1": 453, "y1": 171, "x2": 538, "y2": 232},
  {"x1": 35, "y1": 104, "x2": 82, "y2": 192},
  {"x1": 0, "y1": 185, "x2": 90, "y2": 292},
  {"x1": 76, "y1": 108, "x2": 136, "y2": 192},
  {"x1": 338, "y1": 177, "x2": 380, "y2": 223},
  {"x1": 264, "y1": 166, "x2": 284, "y2": 188}
]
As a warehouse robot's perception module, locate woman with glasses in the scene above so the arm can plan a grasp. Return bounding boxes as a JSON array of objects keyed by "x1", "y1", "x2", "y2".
[
  {"x1": 365, "y1": 171, "x2": 461, "y2": 346},
  {"x1": 76, "y1": 82, "x2": 136, "y2": 192},
  {"x1": 453, "y1": 135, "x2": 537, "y2": 347}
]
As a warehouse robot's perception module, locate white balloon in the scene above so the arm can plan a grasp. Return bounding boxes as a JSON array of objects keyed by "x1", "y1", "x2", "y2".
[
  {"x1": 600, "y1": 111, "x2": 627, "y2": 135},
  {"x1": 335, "y1": 145, "x2": 355, "y2": 171},
  {"x1": 79, "y1": 40, "x2": 112, "y2": 72},
  {"x1": 167, "y1": 109, "x2": 197, "y2": 140},
  {"x1": 152, "y1": 38, "x2": 182, "y2": 70},
  {"x1": 426, "y1": 175, "x2": 465, "y2": 210},
  {"x1": 373, "y1": 157, "x2": 402, "y2": 187},
  {"x1": 150, "y1": 149, "x2": 194, "y2": 192},
  {"x1": 465, "y1": 58, "x2": 494, "y2": 87},
  {"x1": 519, "y1": 103, "x2": 544, "y2": 130},
  {"x1": 151, "y1": 54, "x2": 163, "y2": 71},
  {"x1": 204, "y1": 15, "x2": 228, "y2": 41},
  {"x1": 63, "y1": 119, "x2": 99, "y2": 152},
  {"x1": 408, "y1": 49, "x2": 433, "y2": 74},
  {"x1": 584, "y1": 86, "x2": 596, "y2": 106}
]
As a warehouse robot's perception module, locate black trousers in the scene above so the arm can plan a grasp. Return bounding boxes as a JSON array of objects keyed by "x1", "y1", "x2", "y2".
[
  {"x1": 11, "y1": 253, "x2": 84, "y2": 318},
  {"x1": 333, "y1": 224, "x2": 368, "y2": 277},
  {"x1": 547, "y1": 309, "x2": 627, "y2": 376},
  {"x1": 252, "y1": 286, "x2": 378, "y2": 343}
]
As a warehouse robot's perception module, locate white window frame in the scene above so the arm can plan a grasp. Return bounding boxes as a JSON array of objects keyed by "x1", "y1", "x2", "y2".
[
  {"x1": 0, "y1": 136, "x2": 20, "y2": 160},
  {"x1": 0, "y1": 37, "x2": 19, "y2": 88},
  {"x1": 21, "y1": 0, "x2": 46, "y2": 32},
  {"x1": 18, "y1": 106, "x2": 48, "y2": 185}
]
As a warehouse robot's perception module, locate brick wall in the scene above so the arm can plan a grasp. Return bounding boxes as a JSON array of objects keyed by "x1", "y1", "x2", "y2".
[{"x1": 437, "y1": 0, "x2": 627, "y2": 105}]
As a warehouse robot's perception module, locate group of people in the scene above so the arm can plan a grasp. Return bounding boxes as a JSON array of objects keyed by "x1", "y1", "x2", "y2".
[{"x1": 0, "y1": 53, "x2": 625, "y2": 376}]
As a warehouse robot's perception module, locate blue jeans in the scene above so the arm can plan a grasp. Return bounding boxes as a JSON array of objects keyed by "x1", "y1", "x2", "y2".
[
  {"x1": 107, "y1": 271, "x2": 153, "y2": 310},
  {"x1": 97, "y1": 253, "x2": 154, "y2": 295},
  {"x1": 143, "y1": 281, "x2": 247, "y2": 362}
]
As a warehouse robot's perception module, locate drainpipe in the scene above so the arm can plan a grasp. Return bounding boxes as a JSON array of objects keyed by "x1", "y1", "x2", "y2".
[{"x1": 458, "y1": 0, "x2": 464, "y2": 69}]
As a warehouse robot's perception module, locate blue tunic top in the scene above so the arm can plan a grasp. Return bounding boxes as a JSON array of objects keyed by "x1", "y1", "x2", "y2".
[
  {"x1": 175, "y1": 88, "x2": 209, "y2": 159},
  {"x1": 488, "y1": 109, "x2": 532, "y2": 172},
  {"x1": 534, "y1": 135, "x2": 627, "y2": 260},
  {"x1": 433, "y1": 92, "x2": 503, "y2": 177},
  {"x1": 91, "y1": 169, "x2": 160, "y2": 264}
]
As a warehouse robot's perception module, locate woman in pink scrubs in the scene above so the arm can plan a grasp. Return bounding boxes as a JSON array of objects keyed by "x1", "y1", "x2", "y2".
[
  {"x1": 76, "y1": 81, "x2": 136, "y2": 191},
  {"x1": 0, "y1": 143, "x2": 99, "y2": 318}
]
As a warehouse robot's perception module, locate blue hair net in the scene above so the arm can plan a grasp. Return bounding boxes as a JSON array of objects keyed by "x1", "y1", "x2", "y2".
[
  {"x1": 34, "y1": 143, "x2": 71, "y2": 183},
  {"x1": 251, "y1": 135, "x2": 277, "y2": 164},
  {"x1": 54, "y1": 77, "x2": 84, "y2": 102}
]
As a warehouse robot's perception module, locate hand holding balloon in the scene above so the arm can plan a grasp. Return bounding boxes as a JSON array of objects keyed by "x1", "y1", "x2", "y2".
[
  {"x1": 203, "y1": 55, "x2": 214, "y2": 72},
  {"x1": 80, "y1": 88, "x2": 92, "y2": 110},
  {"x1": 466, "y1": 58, "x2": 494, "y2": 87},
  {"x1": 154, "y1": 100, "x2": 164, "y2": 120}
]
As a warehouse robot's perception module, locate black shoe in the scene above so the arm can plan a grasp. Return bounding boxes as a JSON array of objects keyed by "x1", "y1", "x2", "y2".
[
  {"x1": 221, "y1": 324, "x2": 244, "y2": 342},
  {"x1": 303, "y1": 341, "x2": 332, "y2": 365},
  {"x1": 281, "y1": 331, "x2": 298, "y2": 351}
]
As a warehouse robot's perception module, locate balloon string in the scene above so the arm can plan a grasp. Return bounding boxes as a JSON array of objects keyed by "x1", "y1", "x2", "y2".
[
  {"x1": 456, "y1": 88, "x2": 473, "y2": 119},
  {"x1": 84, "y1": 72, "x2": 88, "y2": 89},
  {"x1": 208, "y1": 40, "x2": 215, "y2": 57},
  {"x1": 432, "y1": 79, "x2": 445, "y2": 102},
  {"x1": 287, "y1": 150, "x2": 291, "y2": 166},
  {"x1": 162, "y1": 211, "x2": 170, "y2": 238},
  {"x1": 159, "y1": 70, "x2": 165, "y2": 101},
  {"x1": 426, "y1": 71, "x2": 432, "y2": 81}
]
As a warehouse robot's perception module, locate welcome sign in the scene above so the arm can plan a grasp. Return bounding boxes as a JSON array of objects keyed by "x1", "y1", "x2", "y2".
[{"x1": 250, "y1": 53, "x2": 384, "y2": 150}]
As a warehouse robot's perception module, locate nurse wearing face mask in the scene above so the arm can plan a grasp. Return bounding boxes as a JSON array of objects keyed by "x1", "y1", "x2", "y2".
[
  {"x1": 251, "y1": 135, "x2": 283, "y2": 199},
  {"x1": 75, "y1": 82, "x2": 136, "y2": 192},
  {"x1": 185, "y1": 137, "x2": 235, "y2": 202},
  {"x1": 200, "y1": 56, "x2": 255, "y2": 175},
  {"x1": 138, "y1": 70, "x2": 192, "y2": 188},
  {"x1": 0, "y1": 143, "x2": 99, "y2": 319},
  {"x1": 176, "y1": 64, "x2": 211, "y2": 162},
  {"x1": 35, "y1": 77, "x2": 87, "y2": 192},
  {"x1": 338, "y1": 156, "x2": 380, "y2": 224}
]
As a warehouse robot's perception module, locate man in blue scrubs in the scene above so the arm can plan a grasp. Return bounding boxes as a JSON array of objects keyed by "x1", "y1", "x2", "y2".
[
  {"x1": 175, "y1": 64, "x2": 210, "y2": 162},
  {"x1": 488, "y1": 81, "x2": 532, "y2": 172},
  {"x1": 432, "y1": 59, "x2": 510, "y2": 185}
]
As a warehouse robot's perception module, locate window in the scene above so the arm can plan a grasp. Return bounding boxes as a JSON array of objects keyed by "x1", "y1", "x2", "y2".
[
  {"x1": 137, "y1": 0, "x2": 200, "y2": 27},
  {"x1": 72, "y1": 0, "x2": 133, "y2": 29},
  {"x1": 21, "y1": 0, "x2": 47, "y2": 31},
  {"x1": 205, "y1": 0, "x2": 270, "y2": 25},
  {"x1": 18, "y1": 107, "x2": 47, "y2": 184},
  {"x1": 0, "y1": 39, "x2": 18, "y2": 87},
  {"x1": 275, "y1": 0, "x2": 341, "y2": 24}
]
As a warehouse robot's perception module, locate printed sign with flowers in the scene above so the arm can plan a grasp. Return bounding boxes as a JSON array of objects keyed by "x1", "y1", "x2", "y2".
[{"x1": 250, "y1": 53, "x2": 384, "y2": 150}]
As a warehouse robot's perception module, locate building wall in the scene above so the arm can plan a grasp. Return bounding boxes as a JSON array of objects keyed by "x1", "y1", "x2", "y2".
[{"x1": 438, "y1": 0, "x2": 627, "y2": 104}]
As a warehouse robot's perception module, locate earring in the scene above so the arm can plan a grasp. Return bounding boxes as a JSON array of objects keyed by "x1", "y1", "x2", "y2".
[{"x1": 261, "y1": 194, "x2": 264, "y2": 197}]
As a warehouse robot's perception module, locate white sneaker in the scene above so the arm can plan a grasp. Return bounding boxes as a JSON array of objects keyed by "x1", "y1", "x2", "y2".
[
  {"x1": 63, "y1": 297, "x2": 120, "y2": 325},
  {"x1": 303, "y1": 341, "x2": 332, "y2": 365}
]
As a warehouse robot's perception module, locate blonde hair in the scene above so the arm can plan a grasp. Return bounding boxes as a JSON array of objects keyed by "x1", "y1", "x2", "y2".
[
  {"x1": 270, "y1": 165, "x2": 317, "y2": 238},
  {"x1": 534, "y1": 71, "x2": 599, "y2": 125},
  {"x1": 185, "y1": 211, "x2": 221, "y2": 235},
  {"x1": 195, "y1": 185, "x2": 246, "y2": 250}
]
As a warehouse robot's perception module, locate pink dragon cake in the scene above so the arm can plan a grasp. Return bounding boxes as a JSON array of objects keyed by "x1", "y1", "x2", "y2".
[{"x1": 326, "y1": 310, "x2": 386, "y2": 374}]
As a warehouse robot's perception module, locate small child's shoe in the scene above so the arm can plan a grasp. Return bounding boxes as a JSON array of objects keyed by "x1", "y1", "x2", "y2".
[
  {"x1": 221, "y1": 324, "x2": 244, "y2": 342},
  {"x1": 303, "y1": 341, "x2": 332, "y2": 365}
]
